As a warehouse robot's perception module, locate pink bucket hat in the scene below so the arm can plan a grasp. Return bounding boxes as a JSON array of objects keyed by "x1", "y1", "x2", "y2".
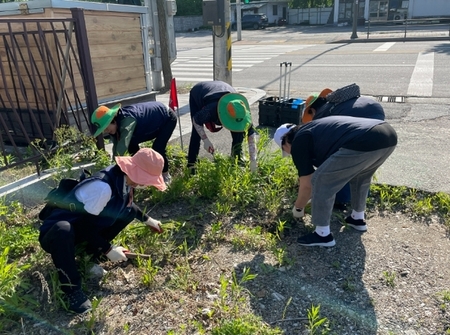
[{"x1": 115, "y1": 148, "x2": 166, "y2": 191}]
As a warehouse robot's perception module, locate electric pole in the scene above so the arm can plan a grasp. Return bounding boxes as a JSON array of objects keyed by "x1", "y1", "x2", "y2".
[{"x1": 351, "y1": 0, "x2": 359, "y2": 39}]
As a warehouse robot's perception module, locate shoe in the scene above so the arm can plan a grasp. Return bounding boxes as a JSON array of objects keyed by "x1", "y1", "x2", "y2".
[
  {"x1": 66, "y1": 289, "x2": 92, "y2": 314},
  {"x1": 88, "y1": 264, "x2": 107, "y2": 278},
  {"x1": 345, "y1": 216, "x2": 367, "y2": 232},
  {"x1": 163, "y1": 173, "x2": 172, "y2": 186},
  {"x1": 297, "y1": 232, "x2": 335, "y2": 247}
]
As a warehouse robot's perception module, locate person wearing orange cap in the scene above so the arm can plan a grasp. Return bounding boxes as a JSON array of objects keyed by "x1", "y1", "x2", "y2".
[
  {"x1": 187, "y1": 81, "x2": 257, "y2": 172},
  {"x1": 91, "y1": 101, "x2": 177, "y2": 185},
  {"x1": 39, "y1": 148, "x2": 166, "y2": 314},
  {"x1": 301, "y1": 86, "x2": 386, "y2": 210}
]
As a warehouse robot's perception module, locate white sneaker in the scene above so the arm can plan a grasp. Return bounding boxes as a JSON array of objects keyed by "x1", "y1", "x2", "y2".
[{"x1": 88, "y1": 264, "x2": 107, "y2": 278}]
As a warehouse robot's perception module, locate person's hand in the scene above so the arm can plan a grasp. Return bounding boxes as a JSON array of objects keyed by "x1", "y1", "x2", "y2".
[
  {"x1": 249, "y1": 160, "x2": 257, "y2": 172},
  {"x1": 292, "y1": 206, "x2": 304, "y2": 219},
  {"x1": 106, "y1": 246, "x2": 128, "y2": 262},
  {"x1": 145, "y1": 217, "x2": 163, "y2": 233},
  {"x1": 203, "y1": 138, "x2": 215, "y2": 154}
]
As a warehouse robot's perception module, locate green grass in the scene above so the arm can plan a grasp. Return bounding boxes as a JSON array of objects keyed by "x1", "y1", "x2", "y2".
[{"x1": 1, "y1": 126, "x2": 450, "y2": 333}]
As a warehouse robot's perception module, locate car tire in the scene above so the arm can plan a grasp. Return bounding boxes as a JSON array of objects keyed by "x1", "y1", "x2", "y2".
[{"x1": 253, "y1": 23, "x2": 259, "y2": 30}]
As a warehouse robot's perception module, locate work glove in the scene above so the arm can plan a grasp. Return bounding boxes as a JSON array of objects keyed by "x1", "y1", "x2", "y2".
[
  {"x1": 203, "y1": 138, "x2": 215, "y2": 154},
  {"x1": 144, "y1": 217, "x2": 163, "y2": 233},
  {"x1": 292, "y1": 206, "x2": 305, "y2": 219},
  {"x1": 249, "y1": 160, "x2": 257, "y2": 172},
  {"x1": 106, "y1": 246, "x2": 128, "y2": 262}
]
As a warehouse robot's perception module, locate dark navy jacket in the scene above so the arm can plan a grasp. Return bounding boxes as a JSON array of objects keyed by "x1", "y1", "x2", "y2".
[
  {"x1": 117, "y1": 101, "x2": 171, "y2": 144},
  {"x1": 314, "y1": 96, "x2": 385, "y2": 121},
  {"x1": 39, "y1": 165, "x2": 146, "y2": 252}
]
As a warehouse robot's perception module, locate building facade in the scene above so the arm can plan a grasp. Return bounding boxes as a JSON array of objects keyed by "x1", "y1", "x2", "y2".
[{"x1": 334, "y1": 0, "x2": 450, "y2": 24}]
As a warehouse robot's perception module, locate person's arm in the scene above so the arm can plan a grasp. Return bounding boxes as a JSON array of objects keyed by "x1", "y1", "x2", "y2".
[
  {"x1": 74, "y1": 180, "x2": 113, "y2": 252},
  {"x1": 114, "y1": 117, "x2": 137, "y2": 157},
  {"x1": 295, "y1": 174, "x2": 313, "y2": 209},
  {"x1": 193, "y1": 120, "x2": 214, "y2": 154},
  {"x1": 75, "y1": 180, "x2": 112, "y2": 215}
]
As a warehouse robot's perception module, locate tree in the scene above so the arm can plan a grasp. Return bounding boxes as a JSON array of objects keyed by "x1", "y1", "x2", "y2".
[
  {"x1": 289, "y1": 0, "x2": 333, "y2": 9},
  {"x1": 175, "y1": 0, "x2": 203, "y2": 16}
]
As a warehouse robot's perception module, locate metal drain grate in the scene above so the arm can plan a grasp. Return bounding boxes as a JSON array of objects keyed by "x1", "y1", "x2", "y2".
[{"x1": 375, "y1": 96, "x2": 405, "y2": 103}]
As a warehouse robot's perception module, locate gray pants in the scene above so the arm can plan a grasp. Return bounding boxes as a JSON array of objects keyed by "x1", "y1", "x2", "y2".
[{"x1": 311, "y1": 146, "x2": 396, "y2": 227}]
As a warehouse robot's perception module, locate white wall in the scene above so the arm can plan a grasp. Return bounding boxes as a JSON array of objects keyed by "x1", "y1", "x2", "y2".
[
  {"x1": 288, "y1": 7, "x2": 332, "y2": 25},
  {"x1": 409, "y1": 0, "x2": 450, "y2": 18}
]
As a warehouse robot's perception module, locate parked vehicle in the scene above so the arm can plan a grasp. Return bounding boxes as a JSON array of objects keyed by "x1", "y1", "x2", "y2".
[{"x1": 232, "y1": 14, "x2": 269, "y2": 30}]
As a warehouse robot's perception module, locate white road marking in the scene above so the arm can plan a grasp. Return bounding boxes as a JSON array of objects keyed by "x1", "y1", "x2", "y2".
[
  {"x1": 374, "y1": 42, "x2": 396, "y2": 52},
  {"x1": 407, "y1": 52, "x2": 434, "y2": 97}
]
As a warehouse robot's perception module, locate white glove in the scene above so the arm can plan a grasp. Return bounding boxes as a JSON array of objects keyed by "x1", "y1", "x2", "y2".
[
  {"x1": 292, "y1": 206, "x2": 305, "y2": 219},
  {"x1": 249, "y1": 160, "x2": 257, "y2": 172},
  {"x1": 145, "y1": 217, "x2": 163, "y2": 233},
  {"x1": 106, "y1": 246, "x2": 128, "y2": 262},
  {"x1": 203, "y1": 138, "x2": 215, "y2": 154}
]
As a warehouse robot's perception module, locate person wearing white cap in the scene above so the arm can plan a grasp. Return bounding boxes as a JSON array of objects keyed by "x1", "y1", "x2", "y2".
[
  {"x1": 39, "y1": 148, "x2": 166, "y2": 314},
  {"x1": 274, "y1": 116, "x2": 397, "y2": 247}
]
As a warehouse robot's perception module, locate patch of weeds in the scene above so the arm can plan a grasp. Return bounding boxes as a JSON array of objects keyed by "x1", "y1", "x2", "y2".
[
  {"x1": 81, "y1": 297, "x2": 103, "y2": 333},
  {"x1": 211, "y1": 314, "x2": 283, "y2": 335},
  {"x1": 342, "y1": 276, "x2": 356, "y2": 292},
  {"x1": 231, "y1": 224, "x2": 276, "y2": 251},
  {"x1": 382, "y1": 270, "x2": 396, "y2": 288},
  {"x1": 168, "y1": 241, "x2": 198, "y2": 292},
  {"x1": 331, "y1": 261, "x2": 341, "y2": 269},
  {"x1": 0, "y1": 247, "x2": 34, "y2": 330},
  {"x1": 306, "y1": 304, "x2": 330, "y2": 335}
]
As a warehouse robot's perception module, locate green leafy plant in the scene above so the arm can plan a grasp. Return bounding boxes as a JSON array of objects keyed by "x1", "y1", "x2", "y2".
[
  {"x1": 306, "y1": 304, "x2": 330, "y2": 335},
  {"x1": 382, "y1": 270, "x2": 396, "y2": 288}
]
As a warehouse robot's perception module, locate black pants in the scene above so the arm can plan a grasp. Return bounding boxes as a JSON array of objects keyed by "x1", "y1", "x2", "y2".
[
  {"x1": 187, "y1": 124, "x2": 256, "y2": 166},
  {"x1": 128, "y1": 108, "x2": 178, "y2": 173},
  {"x1": 39, "y1": 205, "x2": 138, "y2": 293}
]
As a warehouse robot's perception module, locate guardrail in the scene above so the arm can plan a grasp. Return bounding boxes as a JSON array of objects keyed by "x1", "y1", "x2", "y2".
[{"x1": 364, "y1": 17, "x2": 450, "y2": 40}]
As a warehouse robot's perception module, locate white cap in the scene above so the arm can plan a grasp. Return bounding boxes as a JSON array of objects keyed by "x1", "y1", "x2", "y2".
[{"x1": 274, "y1": 123, "x2": 295, "y2": 157}]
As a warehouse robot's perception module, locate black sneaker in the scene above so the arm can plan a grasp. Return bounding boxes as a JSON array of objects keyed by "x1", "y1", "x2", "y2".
[
  {"x1": 297, "y1": 232, "x2": 335, "y2": 247},
  {"x1": 66, "y1": 289, "x2": 92, "y2": 314},
  {"x1": 345, "y1": 216, "x2": 367, "y2": 232}
]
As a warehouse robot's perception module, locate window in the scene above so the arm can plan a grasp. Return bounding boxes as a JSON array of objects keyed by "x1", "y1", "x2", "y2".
[{"x1": 273, "y1": 5, "x2": 278, "y2": 16}]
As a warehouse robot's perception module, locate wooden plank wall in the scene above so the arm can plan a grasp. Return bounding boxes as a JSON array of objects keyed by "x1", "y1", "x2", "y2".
[
  {"x1": 51, "y1": 8, "x2": 147, "y2": 102},
  {"x1": 0, "y1": 8, "x2": 147, "y2": 111}
]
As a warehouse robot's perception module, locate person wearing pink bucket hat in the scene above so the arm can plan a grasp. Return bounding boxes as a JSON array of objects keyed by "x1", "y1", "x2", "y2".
[{"x1": 39, "y1": 148, "x2": 165, "y2": 314}]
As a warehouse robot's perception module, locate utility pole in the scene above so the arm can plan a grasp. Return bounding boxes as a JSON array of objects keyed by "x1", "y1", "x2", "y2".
[
  {"x1": 236, "y1": 0, "x2": 242, "y2": 41},
  {"x1": 212, "y1": 0, "x2": 232, "y2": 84},
  {"x1": 156, "y1": 0, "x2": 173, "y2": 89},
  {"x1": 351, "y1": 0, "x2": 359, "y2": 39}
]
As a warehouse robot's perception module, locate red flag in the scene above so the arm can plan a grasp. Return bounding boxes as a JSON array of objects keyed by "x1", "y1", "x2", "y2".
[{"x1": 169, "y1": 78, "x2": 178, "y2": 109}]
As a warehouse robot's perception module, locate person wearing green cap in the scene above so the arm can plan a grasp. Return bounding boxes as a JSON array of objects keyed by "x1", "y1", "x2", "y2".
[
  {"x1": 187, "y1": 81, "x2": 257, "y2": 172},
  {"x1": 91, "y1": 101, "x2": 177, "y2": 185}
]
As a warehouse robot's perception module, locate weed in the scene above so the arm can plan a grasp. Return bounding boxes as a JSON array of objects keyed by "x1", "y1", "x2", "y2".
[
  {"x1": 382, "y1": 270, "x2": 396, "y2": 288},
  {"x1": 306, "y1": 304, "x2": 330, "y2": 335},
  {"x1": 211, "y1": 314, "x2": 283, "y2": 335}
]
